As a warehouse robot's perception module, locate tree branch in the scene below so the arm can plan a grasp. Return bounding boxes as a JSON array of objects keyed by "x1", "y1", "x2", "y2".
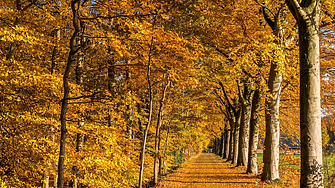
[
  {"x1": 218, "y1": 81, "x2": 236, "y2": 115},
  {"x1": 286, "y1": 0, "x2": 307, "y2": 20}
]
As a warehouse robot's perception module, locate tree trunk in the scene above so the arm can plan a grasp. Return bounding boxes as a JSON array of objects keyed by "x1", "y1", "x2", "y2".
[
  {"x1": 224, "y1": 129, "x2": 230, "y2": 159},
  {"x1": 227, "y1": 118, "x2": 235, "y2": 161},
  {"x1": 247, "y1": 87, "x2": 261, "y2": 174},
  {"x1": 286, "y1": 1, "x2": 323, "y2": 187},
  {"x1": 42, "y1": 174, "x2": 49, "y2": 188},
  {"x1": 51, "y1": 29, "x2": 61, "y2": 74},
  {"x1": 232, "y1": 110, "x2": 241, "y2": 164},
  {"x1": 220, "y1": 132, "x2": 224, "y2": 157},
  {"x1": 154, "y1": 81, "x2": 169, "y2": 184},
  {"x1": 162, "y1": 126, "x2": 169, "y2": 176},
  {"x1": 262, "y1": 60, "x2": 282, "y2": 181},
  {"x1": 58, "y1": 1, "x2": 80, "y2": 187},
  {"x1": 138, "y1": 33, "x2": 155, "y2": 188},
  {"x1": 219, "y1": 136, "x2": 221, "y2": 156},
  {"x1": 237, "y1": 83, "x2": 254, "y2": 167},
  {"x1": 228, "y1": 121, "x2": 234, "y2": 161},
  {"x1": 261, "y1": 4, "x2": 287, "y2": 181}
]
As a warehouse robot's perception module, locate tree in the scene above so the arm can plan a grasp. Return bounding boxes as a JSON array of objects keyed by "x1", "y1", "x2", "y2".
[
  {"x1": 58, "y1": 1, "x2": 81, "y2": 187},
  {"x1": 237, "y1": 81, "x2": 254, "y2": 167},
  {"x1": 286, "y1": 0, "x2": 324, "y2": 187}
]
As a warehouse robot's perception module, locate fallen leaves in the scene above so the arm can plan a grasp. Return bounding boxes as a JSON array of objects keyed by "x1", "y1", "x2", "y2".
[{"x1": 156, "y1": 153, "x2": 298, "y2": 188}]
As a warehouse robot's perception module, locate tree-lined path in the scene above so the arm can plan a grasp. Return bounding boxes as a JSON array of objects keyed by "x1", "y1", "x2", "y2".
[
  {"x1": 1, "y1": 0, "x2": 334, "y2": 187},
  {"x1": 156, "y1": 153, "x2": 294, "y2": 188}
]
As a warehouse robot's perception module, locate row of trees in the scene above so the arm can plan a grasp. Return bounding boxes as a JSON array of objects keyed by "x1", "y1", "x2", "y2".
[
  {"x1": 204, "y1": 0, "x2": 335, "y2": 187},
  {"x1": 1, "y1": 0, "x2": 334, "y2": 187}
]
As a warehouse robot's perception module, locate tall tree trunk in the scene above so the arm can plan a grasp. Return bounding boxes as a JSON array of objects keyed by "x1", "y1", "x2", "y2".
[
  {"x1": 220, "y1": 131, "x2": 224, "y2": 157},
  {"x1": 50, "y1": 27, "x2": 60, "y2": 188},
  {"x1": 73, "y1": 36, "x2": 85, "y2": 188},
  {"x1": 51, "y1": 29, "x2": 61, "y2": 74},
  {"x1": 261, "y1": 4, "x2": 287, "y2": 181},
  {"x1": 162, "y1": 126, "x2": 170, "y2": 175},
  {"x1": 237, "y1": 83, "x2": 254, "y2": 167},
  {"x1": 216, "y1": 138, "x2": 221, "y2": 155},
  {"x1": 262, "y1": 61, "x2": 282, "y2": 181},
  {"x1": 139, "y1": 28, "x2": 155, "y2": 187},
  {"x1": 247, "y1": 87, "x2": 261, "y2": 174},
  {"x1": 228, "y1": 121, "x2": 234, "y2": 161},
  {"x1": 224, "y1": 129, "x2": 230, "y2": 159},
  {"x1": 232, "y1": 110, "x2": 241, "y2": 164},
  {"x1": 214, "y1": 138, "x2": 217, "y2": 154},
  {"x1": 43, "y1": 26, "x2": 62, "y2": 188},
  {"x1": 286, "y1": 1, "x2": 324, "y2": 187},
  {"x1": 58, "y1": 1, "x2": 80, "y2": 187},
  {"x1": 154, "y1": 80, "x2": 169, "y2": 184}
]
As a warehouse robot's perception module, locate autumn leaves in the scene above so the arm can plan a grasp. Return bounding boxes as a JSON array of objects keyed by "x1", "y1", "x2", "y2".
[{"x1": 0, "y1": 0, "x2": 334, "y2": 187}]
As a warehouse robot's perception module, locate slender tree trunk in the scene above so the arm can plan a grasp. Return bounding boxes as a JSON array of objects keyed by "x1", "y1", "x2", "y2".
[
  {"x1": 220, "y1": 132, "x2": 224, "y2": 157},
  {"x1": 162, "y1": 126, "x2": 169, "y2": 175},
  {"x1": 58, "y1": 1, "x2": 80, "y2": 187},
  {"x1": 73, "y1": 42, "x2": 85, "y2": 188},
  {"x1": 139, "y1": 29, "x2": 155, "y2": 187},
  {"x1": 247, "y1": 87, "x2": 261, "y2": 174},
  {"x1": 217, "y1": 137, "x2": 220, "y2": 155},
  {"x1": 286, "y1": 1, "x2": 323, "y2": 187},
  {"x1": 232, "y1": 110, "x2": 241, "y2": 164},
  {"x1": 154, "y1": 81, "x2": 169, "y2": 184},
  {"x1": 43, "y1": 27, "x2": 61, "y2": 188},
  {"x1": 224, "y1": 129, "x2": 230, "y2": 159},
  {"x1": 51, "y1": 29, "x2": 61, "y2": 74},
  {"x1": 237, "y1": 84, "x2": 254, "y2": 166},
  {"x1": 42, "y1": 175, "x2": 49, "y2": 188},
  {"x1": 227, "y1": 119, "x2": 234, "y2": 161}
]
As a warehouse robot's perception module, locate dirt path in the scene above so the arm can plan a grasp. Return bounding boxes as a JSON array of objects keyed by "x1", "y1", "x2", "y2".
[{"x1": 155, "y1": 153, "x2": 285, "y2": 188}]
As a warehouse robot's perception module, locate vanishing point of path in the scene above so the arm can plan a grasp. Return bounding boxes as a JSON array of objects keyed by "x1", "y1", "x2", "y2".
[{"x1": 155, "y1": 153, "x2": 291, "y2": 188}]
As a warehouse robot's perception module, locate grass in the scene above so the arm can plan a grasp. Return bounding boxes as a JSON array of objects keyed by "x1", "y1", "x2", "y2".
[{"x1": 257, "y1": 153, "x2": 300, "y2": 161}]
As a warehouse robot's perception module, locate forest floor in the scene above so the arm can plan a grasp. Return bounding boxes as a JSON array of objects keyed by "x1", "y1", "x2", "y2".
[{"x1": 154, "y1": 153, "x2": 299, "y2": 188}]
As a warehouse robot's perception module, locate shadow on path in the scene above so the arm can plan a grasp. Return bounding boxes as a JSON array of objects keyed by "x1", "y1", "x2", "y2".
[{"x1": 155, "y1": 153, "x2": 277, "y2": 188}]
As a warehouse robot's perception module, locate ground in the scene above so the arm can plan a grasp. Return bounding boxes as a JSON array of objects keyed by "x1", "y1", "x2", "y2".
[{"x1": 155, "y1": 153, "x2": 298, "y2": 188}]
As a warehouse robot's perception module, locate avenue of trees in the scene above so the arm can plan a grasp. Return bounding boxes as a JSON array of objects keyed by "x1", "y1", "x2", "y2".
[{"x1": 0, "y1": 0, "x2": 334, "y2": 188}]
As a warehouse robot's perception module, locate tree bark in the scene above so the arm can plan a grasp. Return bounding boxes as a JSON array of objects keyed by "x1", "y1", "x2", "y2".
[
  {"x1": 139, "y1": 23, "x2": 156, "y2": 187},
  {"x1": 237, "y1": 83, "x2": 254, "y2": 167},
  {"x1": 162, "y1": 126, "x2": 170, "y2": 176},
  {"x1": 228, "y1": 121, "x2": 234, "y2": 161},
  {"x1": 286, "y1": 1, "x2": 324, "y2": 187},
  {"x1": 224, "y1": 129, "x2": 230, "y2": 159},
  {"x1": 220, "y1": 131, "x2": 224, "y2": 157},
  {"x1": 262, "y1": 60, "x2": 282, "y2": 181},
  {"x1": 232, "y1": 109, "x2": 241, "y2": 164},
  {"x1": 154, "y1": 80, "x2": 169, "y2": 184},
  {"x1": 51, "y1": 29, "x2": 61, "y2": 74},
  {"x1": 58, "y1": 1, "x2": 80, "y2": 187},
  {"x1": 261, "y1": 6, "x2": 285, "y2": 181},
  {"x1": 247, "y1": 87, "x2": 261, "y2": 174}
]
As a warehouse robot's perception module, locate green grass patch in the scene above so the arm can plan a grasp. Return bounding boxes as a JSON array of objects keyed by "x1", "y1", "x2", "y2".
[{"x1": 257, "y1": 153, "x2": 263, "y2": 162}]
